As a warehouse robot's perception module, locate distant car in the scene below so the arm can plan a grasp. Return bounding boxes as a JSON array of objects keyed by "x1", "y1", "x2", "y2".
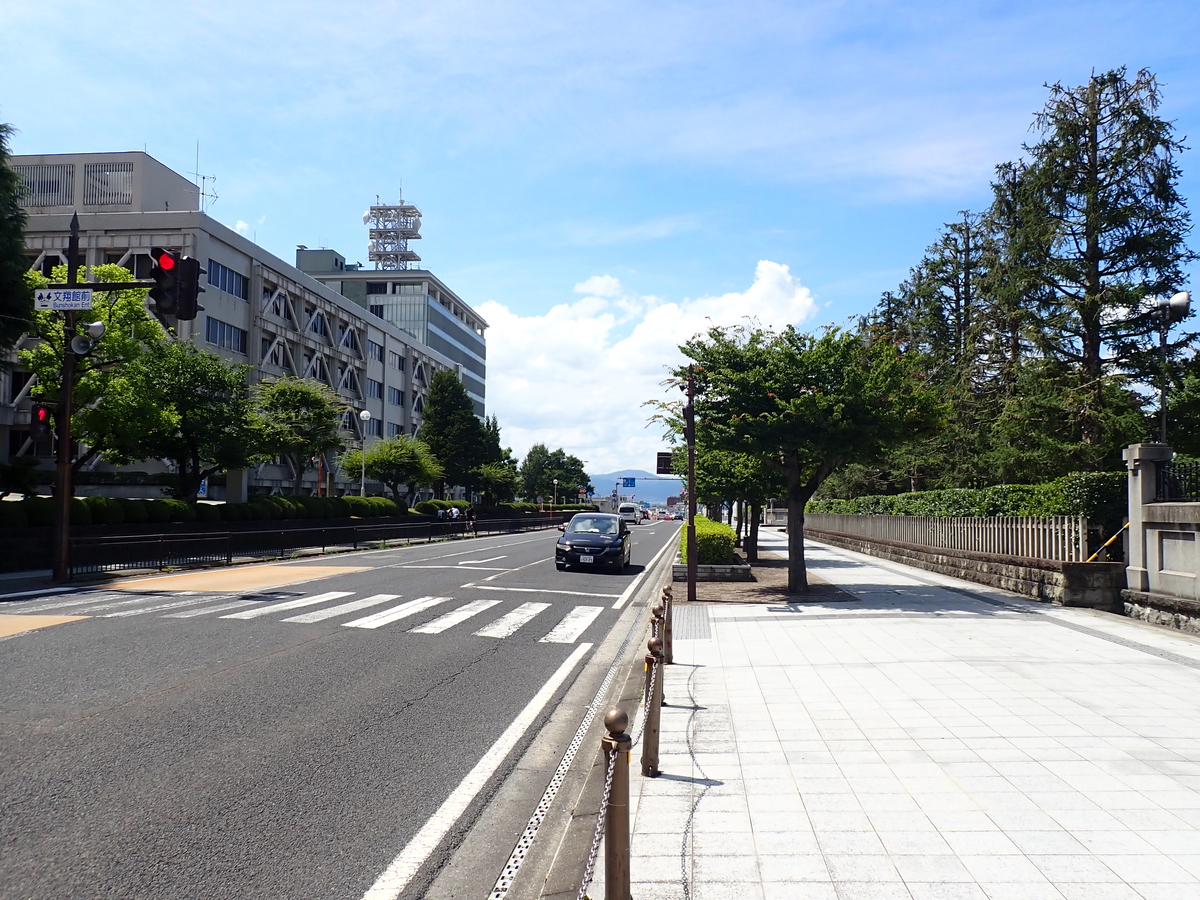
[
  {"x1": 641, "y1": 509, "x2": 651, "y2": 521},
  {"x1": 617, "y1": 502, "x2": 640, "y2": 526},
  {"x1": 673, "y1": 512, "x2": 684, "y2": 520},
  {"x1": 556, "y1": 513, "x2": 632, "y2": 571}
]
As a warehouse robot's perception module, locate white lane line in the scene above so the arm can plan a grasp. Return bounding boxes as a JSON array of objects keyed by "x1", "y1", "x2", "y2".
[
  {"x1": 479, "y1": 556, "x2": 548, "y2": 584},
  {"x1": 104, "y1": 596, "x2": 224, "y2": 617},
  {"x1": 473, "y1": 602, "x2": 550, "y2": 639},
  {"x1": 0, "y1": 586, "x2": 78, "y2": 601},
  {"x1": 361, "y1": 642, "x2": 593, "y2": 900},
  {"x1": 472, "y1": 585, "x2": 620, "y2": 599},
  {"x1": 220, "y1": 591, "x2": 354, "y2": 620},
  {"x1": 377, "y1": 536, "x2": 546, "y2": 567},
  {"x1": 5, "y1": 592, "x2": 124, "y2": 614},
  {"x1": 539, "y1": 606, "x2": 603, "y2": 643},
  {"x1": 409, "y1": 599, "x2": 500, "y2": 634},
  {"x1": 283, "y1": 593, "x2": 400, "y2": 623},
  {"x1": 612, "y1": 527, "x2": 679, "y2": 609},
  {"x1": 457, "y1": 556, "x2": 507, "y2": 565},
  {"x1": 58, "y1": 595, "x2": 161, "y2": 614},
  {"x1": 343, "y1": 596, "x2": 450, "y2": 629},
  {"x1": 397, "y1": 565, "x2": 510, "y2": 571},
  {"x1": 165, "y1": 598, "x2": 258, "y2": 618}
]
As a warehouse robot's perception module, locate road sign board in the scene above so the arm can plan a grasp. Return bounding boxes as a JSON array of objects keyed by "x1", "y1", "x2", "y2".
[
  {"x1": 622, "y1": 477, "x2": 636, "y2": 487},
  {"x1": 35, "y1": 288, "x2": 93, "y2": 310},
  {"x1": 656, "y1": 452, "x2": 673, "y2": 474}
]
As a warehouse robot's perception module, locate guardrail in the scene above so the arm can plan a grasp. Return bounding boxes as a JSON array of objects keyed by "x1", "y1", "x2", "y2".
[
  {"x1": 803, "y1": 512, "x2": 1089, "y2": 563},
  {"x1": 68, "y1": 514, "x2": 571, "y2": 579},
  {"x1": 1157, "y1": 460, "x2": 1200, "y2": 502}
]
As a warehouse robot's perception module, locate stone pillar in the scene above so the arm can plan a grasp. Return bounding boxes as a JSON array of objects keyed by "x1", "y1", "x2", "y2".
[
  {"x1": 226, "y1": 468, "x2": 250, "y2": 504},
  {"x1": 1123, "y1": 443, "x2": 1173, "y2": 592}
]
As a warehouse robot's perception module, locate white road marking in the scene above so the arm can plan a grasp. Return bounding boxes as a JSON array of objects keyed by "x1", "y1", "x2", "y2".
[
  {"x1": 343, "y1": 596, "x2": 450, "y2": 629},
  {"x1": 104, "y1": 596, "x2": 224, "y2": 617},
  {"x1": 473, "y1": 602, "x2": 550, "y2": 638},
  {"x1": 409, "y1": 599, "x2": 500, "y2": 634},
  {"x1": 457, "y1": 556, "x2": 506, "y2": 565},
  {"x1": 220, "y1": 591, "x2": 353, "y2": 620},
  {"x1": 165, "y1": 598, "x2": 258, "y2": 618},
  {"x1": 472, "y1": 585, "x2": 620, "y2": 599},
  {"x1": 396, "y1": 565, "x2": 510, "y2": 571},
  {"x1": 539, "y1": 606, "x2": 603, "y2": 643},
  {"x1": 283, "y1": 594, "x2": 400, "y2": 623},
  {"x1": 59, "y1": 595, "x2": 162, "y2": 614},
  {"x1": 6, "y1": 592, "x2": 124, "y2": 614},
  {"x1": 612, "y1": 523, "x2": 680, "y2": 609},
  {"x1": 360, "y1": 643, "x2": 593, "y2": 900}
]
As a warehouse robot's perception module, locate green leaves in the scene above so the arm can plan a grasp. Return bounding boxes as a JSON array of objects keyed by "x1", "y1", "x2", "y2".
[
  {"x1": 341, "y1": 434, "x2": 442, "y2": 503},
  {"x1": 256, "y1": 377, "x2": 346, "y2": 492},
  {"x1": 417, "y1": 369, "x2": 487, "y2": 493}
]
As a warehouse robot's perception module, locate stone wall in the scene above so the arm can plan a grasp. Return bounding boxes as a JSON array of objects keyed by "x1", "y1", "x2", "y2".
[{"x1": 806, "y1": 528, "x2": 1125, "y2": 610}]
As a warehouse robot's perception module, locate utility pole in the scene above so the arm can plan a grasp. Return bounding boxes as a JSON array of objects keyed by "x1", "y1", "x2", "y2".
[
  {"x1": 51, "y1": 213, "x2": 81, "y2": 582},
  {"x1": 684, "y1": 366, "x2": 697, "y2": 604}
]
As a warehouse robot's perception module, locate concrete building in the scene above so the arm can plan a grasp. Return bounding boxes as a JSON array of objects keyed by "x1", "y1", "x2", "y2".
[{"x1": 4, "y1": 151, "x2": 487, "y2": 499}]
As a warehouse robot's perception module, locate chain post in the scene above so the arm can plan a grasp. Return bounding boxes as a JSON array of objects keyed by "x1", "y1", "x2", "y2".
[
  {"x1": 601, "y1": 707, "x2": 631, "y2": 900},
  {"x1": 641, "y1": 636, "x2": 664, "y2": 778},
  {"x1": 661, "y1": 585, "x2": 674, "y2": 664}
]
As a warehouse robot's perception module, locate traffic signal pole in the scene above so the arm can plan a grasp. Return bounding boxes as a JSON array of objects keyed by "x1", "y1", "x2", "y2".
[
  {"x1": 51, "y1": 214, "x2": 81, "y2": 582},
  {"x1": 685, "y1": 366, "x2": 697, "y2": 603}
]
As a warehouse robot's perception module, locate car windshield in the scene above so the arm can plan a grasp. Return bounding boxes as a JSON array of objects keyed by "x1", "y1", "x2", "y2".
[{"x1": 568, "y1": 517, "x2": 618, "y2": 534}]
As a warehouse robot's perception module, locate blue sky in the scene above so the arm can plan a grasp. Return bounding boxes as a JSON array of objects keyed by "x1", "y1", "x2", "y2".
[{"x1": 3, "y1": 0, "x2": 1199, "y2": 472}]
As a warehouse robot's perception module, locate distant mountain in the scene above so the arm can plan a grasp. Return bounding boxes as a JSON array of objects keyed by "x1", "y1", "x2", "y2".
[{"x1": 588, "y1": 469, "x2": 684, "y2": 505}]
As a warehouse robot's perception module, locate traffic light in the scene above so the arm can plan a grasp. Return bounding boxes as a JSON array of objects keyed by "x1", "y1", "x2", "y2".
[
  {"x1": 176, "y1": 256, "x2": 206, "y2": 321},
  {"x1": 31, "y1": 403, "x2": 53, "y2": 440},
  {"x1": 149, "y1": 247, "x2": 180, "y2": 315}
]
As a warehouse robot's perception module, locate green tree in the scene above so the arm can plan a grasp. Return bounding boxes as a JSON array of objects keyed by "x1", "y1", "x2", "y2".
[
  {"x1": 20, "y1": 263, "x2": 165, "y2": 473},
  {"x1": 1006, "y1": 68, "x2": 1196, "y2": 444},
  {"x1": 474, "y1": 461, "x2": 519, "y2": 505},
  {"x1": 679, "y1": 324, "x2": 941, "y2": 592},
  {"x1": 417, "y1": 369, "x2": 486, "y2": 497},
  {"x1": 340, "y1": 434, "x2": 442, "y2": 505},
  {"x1": 0, "y1": 122, "x2": 32, "y2": 354},
  {"x1": 256, "y1": 377, "x2": 346, "y2": 495},
  {"x1": 518, "y1": 442, "x2": 592, "y2": 503},
  {"x1": 89, "y1": 339, "x2": 267, "y2": 501},
  {"x1": 688, "y1": 447, "x2": 783, "y2": 562}
]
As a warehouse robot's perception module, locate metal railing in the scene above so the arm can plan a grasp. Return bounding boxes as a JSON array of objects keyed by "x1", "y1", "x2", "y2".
[
  {"x1": 804, "y1": 513, "x2": 1089, "y2": 563},
  {"x1": 68, "y1": 514, "x2": 571, "y2": 579},
  {"x1": 1157, "y1": 460, "x2": 1200, "y2": 503}
]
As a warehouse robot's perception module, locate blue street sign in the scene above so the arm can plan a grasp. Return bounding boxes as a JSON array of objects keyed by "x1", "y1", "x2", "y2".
[{"x1": 622, "y1": 477, "x2": 636, "y2": 487}]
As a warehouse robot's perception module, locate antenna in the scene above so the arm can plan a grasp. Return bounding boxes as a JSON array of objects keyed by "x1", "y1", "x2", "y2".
[
  {"x1": 188, "y1": 140, "x2": 218, "y2": 213},
  {"x1": 364, "y1": 185, "x2": 422, "y2": 270}
]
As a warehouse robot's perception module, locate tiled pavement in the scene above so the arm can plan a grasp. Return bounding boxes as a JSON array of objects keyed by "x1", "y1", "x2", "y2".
[{"x1": 592, "y1": 534, "x2": 1200, "y2": 900}]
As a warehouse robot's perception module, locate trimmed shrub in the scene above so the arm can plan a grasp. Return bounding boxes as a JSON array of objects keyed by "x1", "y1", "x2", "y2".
[
  {"x1": 414, "y1": 500, "x2": 437, "y2": 516},
  {"x1": 679, "y1": 515, "x2": 736, "y2": 565},
  {"x1": 159, "y1": 499, "x2": 195, "y2": 522},
  {"x1": 83, "y1": 496, "x2": 124, "y2": 526},
  {"x1": 117, "y1": 498, "x2": 150, "y2": 524},
  {"x1": 70, "y1": 497, "x2": 93, "y2": 526},
  {"x1": 143, "y1": 499, "x2": 172, "y2": 523},
  {"x1": 0, "y1": 502, "x2": 28, "y2": 528},
  {"x1": 194, "y1": 503, "x2": 223, "y2": 522},
  {"x1": 21, "y1": 496, "x2": 54, "y2": 526}
]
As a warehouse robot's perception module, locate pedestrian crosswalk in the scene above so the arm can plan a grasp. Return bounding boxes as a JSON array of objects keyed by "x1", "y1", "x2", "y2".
[{"x1": 3, "y1": 588, "x2": 606, "y2": 644}]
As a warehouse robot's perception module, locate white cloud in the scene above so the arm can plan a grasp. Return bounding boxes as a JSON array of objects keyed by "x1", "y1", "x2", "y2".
[
  {"x1": 235, "y1": 220, "x2": 250, "y2": 235},
  {"x1": 480, "y1": 260, "x2": 817, "y2": 473},
  {"x1": 573, "y1": 274, "x2": 623, "y2": 297}
]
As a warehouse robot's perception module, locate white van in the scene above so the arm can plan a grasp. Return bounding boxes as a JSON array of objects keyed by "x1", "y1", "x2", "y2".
[{"x1": 617, "y1": 502, "x2": 641, "y2": 526}]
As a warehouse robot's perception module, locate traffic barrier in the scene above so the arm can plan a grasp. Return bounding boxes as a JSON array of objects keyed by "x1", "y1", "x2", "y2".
[
  {"x1": 578, "y1": 707, "x2": 631, "y2": 900},
  {"x1": 661, "y1": 585, "x2": 674, "y2": 664},
  {"x1": 641, "y1": 636, "x2": 663, "y2": 778}
]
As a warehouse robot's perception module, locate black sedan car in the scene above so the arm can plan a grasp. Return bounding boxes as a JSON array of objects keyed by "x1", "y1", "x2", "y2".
[{"x1": 555, "y1": 513, "x2": 632, "y2": 571}]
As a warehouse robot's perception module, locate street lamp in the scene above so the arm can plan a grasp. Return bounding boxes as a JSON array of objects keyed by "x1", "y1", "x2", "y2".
[
  {"x1": 358, "y1": 409, "x2": 372, "y2": 497},
  {"x1": 553, "y1": 478, "x2": 558, "y2": 508},
  {"x1": 1153, "y1": 291, "x2": 1191, "y2": 444}
]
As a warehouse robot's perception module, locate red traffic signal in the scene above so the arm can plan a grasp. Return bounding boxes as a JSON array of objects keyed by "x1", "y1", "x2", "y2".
[
  {"x1": 31, "y1": 403, "x2": 53, "y2": 439},
  {"x1": 149, "y1": 247, "x2": 180, "y2": 315}
]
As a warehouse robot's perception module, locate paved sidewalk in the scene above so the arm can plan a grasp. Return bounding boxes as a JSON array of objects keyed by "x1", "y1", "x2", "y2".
[{"x1": 592, "y1": 531, "x2": 1200, "y2": 900}]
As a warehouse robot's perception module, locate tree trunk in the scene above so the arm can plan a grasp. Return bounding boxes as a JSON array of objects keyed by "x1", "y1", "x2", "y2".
[{"x1": 746, "y1": 502, "x2": 761, "y2": 563}]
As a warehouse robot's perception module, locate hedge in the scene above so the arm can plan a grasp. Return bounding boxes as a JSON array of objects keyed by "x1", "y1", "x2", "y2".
[
  {"x1": 805, "y1": 472, "x2": 1126, "y2": 535},
  {"x1": 678, "y1": 515, "x2": 736, "y2": 565}
]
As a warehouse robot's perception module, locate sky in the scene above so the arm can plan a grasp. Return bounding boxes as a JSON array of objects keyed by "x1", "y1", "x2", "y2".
[{"x1": 3, "y1": 0, "x2": 1199, "y2": 474}]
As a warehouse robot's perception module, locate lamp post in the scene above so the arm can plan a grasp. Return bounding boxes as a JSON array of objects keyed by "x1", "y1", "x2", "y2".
[
  {"x1": 1153, "y1": 291, "x2": 1191, "y2": 444},
  {"x1": 358, "y1": 409, "x2": 372, "y2": 497},
  {"x1": 553, "y1": 478, "x2": 558, "y2": 508}
]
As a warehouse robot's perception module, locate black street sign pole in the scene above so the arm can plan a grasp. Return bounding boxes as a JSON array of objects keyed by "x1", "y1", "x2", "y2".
[
  {"x1": 52, "y1": 213, "x2": 80, "y2": 582},
  {"x1": 685, "y1": 365, "x2": 697, "y2": 604}
]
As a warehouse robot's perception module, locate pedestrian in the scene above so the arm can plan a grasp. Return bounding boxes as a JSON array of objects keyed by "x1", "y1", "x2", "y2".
[{"x1": 466, "y1": 506, "x2": 477, "y2": 535}]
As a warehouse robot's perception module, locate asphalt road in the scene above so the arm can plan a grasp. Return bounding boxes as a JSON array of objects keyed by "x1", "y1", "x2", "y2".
[{"x1": 0, "y1": 520, "x2": 681, "y2": 900}]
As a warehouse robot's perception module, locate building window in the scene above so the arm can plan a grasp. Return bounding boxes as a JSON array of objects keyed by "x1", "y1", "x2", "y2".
[
  {"x1": 308, "y1": 310, "x2": 329, "y2": 338},
  {"x1": 364, "y1": 416, "x2": 382, "y2": 437},
  {"x1": 367, "y1": 340, "x2": 384, "y2": 362},
  {"x1": 339, "y1": 325, "x2": 361, "y2": 355},
  {"x1": 205, "y1": 317, "x2": 247, "y2": 354},
  {"x1": 83, "y1": 162, "x2": 134, "y2": 205},
  {"x1": 389, "y1": 351, "x2": 405, "y2": 371},
  {"x1": 388, "y1": 386, "x2": 403, "y2": 406},
  {"x1": 207, "y1": 259, "x2": 249, "y2": 300},
  {"x1": 13, "y1": 163, "x2": 74, "y2": 207},
  {"x1": 370, "y1": 304, "x2": 384, "y2": 318},
  {"x1": 366, "y1": 282, "x2": 388, "y2": 294},
  {"x1": 388, "y1": 422, "x2": 402, "y2": 437},
  {"x1": 366, "y1": 378, "x2": 383, "y2": 400}
]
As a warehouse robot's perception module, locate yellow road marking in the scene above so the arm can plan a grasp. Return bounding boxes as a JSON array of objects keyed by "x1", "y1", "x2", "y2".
[
  {"x1": 0, "y1": 614, "x2": 89, "y2": 638},
  {"x1": 104, "y1": 566, "x2": 370, "y2": 593}
]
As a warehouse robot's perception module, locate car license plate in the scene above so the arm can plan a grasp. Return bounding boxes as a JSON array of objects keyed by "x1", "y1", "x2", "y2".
[{"x1": 579, "y1": 554, "x2": 594, "y2": 563}]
